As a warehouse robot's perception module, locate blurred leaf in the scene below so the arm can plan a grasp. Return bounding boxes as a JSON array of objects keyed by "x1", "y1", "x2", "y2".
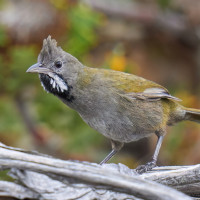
[
  {"x1": 6, "y1": 46, "x2": 37, "y2": 94},
  {"x1": 0, "y1": 25, "x2": 8, "y2": 47},
  {"x1": 0, "y1": 55, "x2": 4, "y2": 87},
  {"x1": 0, "y1": 170, "x2": 14, "y2": 181},
  {"x1": 157, "y1": 0, "x2": 171, "y2": 9},
  {"x1": 65, "y1": 3, "x2": 101, "y2": 58},
  {"x1": 0, "y1": 98, "x2": 26, "y2": 135}
]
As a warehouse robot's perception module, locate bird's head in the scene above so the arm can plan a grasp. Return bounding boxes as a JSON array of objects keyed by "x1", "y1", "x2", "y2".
[{"x1": 27, "y1": 36, "x2": 83, "y2": 100}]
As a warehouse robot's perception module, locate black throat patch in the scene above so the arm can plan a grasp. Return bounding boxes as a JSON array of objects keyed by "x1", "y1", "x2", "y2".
[{"x1": 39, "y1": 74, "x2": 75, "y2": 103}]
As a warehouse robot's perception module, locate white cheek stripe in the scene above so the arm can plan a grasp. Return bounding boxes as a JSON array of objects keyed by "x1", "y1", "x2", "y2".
[
  {"x1": 48, "y1": 72, "x2": 68, "y2": 92},
  {"x1": 53, "y1": 80, "x2": 56, "y2": 88}
]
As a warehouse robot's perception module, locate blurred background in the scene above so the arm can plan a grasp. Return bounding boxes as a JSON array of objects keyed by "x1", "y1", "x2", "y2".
[{"x1": 0, "y1": 0, "x2": 200, "y2": 171}]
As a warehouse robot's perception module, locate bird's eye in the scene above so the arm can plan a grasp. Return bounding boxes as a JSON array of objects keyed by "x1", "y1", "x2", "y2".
[{"x1": 54, "y1": 60, "x2": 62, "y2": 68}]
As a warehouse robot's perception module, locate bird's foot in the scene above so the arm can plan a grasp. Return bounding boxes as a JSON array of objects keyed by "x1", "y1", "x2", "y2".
[{"x1": 135, "y1": 160, "x2": 156, "y2": 174}]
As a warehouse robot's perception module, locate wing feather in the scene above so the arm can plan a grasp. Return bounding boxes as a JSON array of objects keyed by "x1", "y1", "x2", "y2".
[{"x1": 125, "y1": 88, "x2": 181, "y2": 102}]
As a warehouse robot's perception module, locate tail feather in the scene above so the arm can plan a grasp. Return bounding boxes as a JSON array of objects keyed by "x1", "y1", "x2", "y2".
[{"x1": 185, "y1": 108, "x2": 200, "y2": 123}]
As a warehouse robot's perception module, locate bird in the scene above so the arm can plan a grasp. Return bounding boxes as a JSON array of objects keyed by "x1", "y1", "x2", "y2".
[{"x1": 27, "y1": 36, "x2": 200, "y2": 174}]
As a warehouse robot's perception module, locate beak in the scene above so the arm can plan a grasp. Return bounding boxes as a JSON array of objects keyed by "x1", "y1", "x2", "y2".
[{"x1": 26, "y1": 63, "x2": 52, "y2": 74}]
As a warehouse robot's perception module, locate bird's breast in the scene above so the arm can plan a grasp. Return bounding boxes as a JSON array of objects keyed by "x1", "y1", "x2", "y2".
[{"x1": 70, "y1": 87, "x2": 163, "y2": 143}]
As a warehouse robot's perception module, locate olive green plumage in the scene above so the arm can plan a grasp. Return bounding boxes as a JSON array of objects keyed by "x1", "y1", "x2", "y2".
[{"x1": 27, "y1": 36, "x2": 200, "y2": 173}]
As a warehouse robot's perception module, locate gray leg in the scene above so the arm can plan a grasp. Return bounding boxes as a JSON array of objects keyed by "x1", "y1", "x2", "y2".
[
  {"x1": 136, "y1": 134, "x2": 164, "y2": 174},
  {"x1": 152, "y1": 135, "x2": 164, "y2": 161},
  {"x1": 100, "y1": 140, "x2": 124, "y2": 165},
  {"x1": 100, "y1": 149, "x2": 118, "y2": 165}
]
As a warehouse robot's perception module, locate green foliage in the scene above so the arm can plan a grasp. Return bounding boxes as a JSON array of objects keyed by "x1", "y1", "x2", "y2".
[
  {"x1": 0, "y1": 55, "x2": 4, "y2": 86},
  {"x1": 165, "y1": 124, "x2": 184, "y2": 155},
  {"x1": 0, "y1": 97, "x2": 26, "y2": 145},
  {"x1": 0, "y1": 170, "x2": 14, "y2": 181},
  {"x1": 0, "y1": 44, "x2": 37, "y2": 95},
  {"x1": 6, "y1": 46, "x2": 37, "y2": 94},
  {"x1": 0, "y1": 43, "x2": 38, "y2": 143},
  {"x1": 65, "y1": 3, "x2": 101, "y2": 58},
  {"x1": 0, "y1": 25, "x2": 8, "y2": 47},
  {"x1": 157, "y1": 0, "x2": 171, "y2": 9}
]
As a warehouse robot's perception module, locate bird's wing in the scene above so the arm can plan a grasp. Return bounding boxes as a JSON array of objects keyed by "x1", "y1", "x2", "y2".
[
  {"x1": 92, "y1": 68, "x2": 181, "y2": 102},
  {"x1": 124, "y1": 87, "x2": 181, "y2": 102}
]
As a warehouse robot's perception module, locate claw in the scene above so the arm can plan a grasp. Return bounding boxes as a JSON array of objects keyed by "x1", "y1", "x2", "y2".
[{"x1": 136, "y1": 160, "x2": 157, "y2": 174}]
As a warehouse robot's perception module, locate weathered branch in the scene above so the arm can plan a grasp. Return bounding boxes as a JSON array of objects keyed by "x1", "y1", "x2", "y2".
[{"x1": 0, "y1": 143, "x2": 196, "y2": 200}]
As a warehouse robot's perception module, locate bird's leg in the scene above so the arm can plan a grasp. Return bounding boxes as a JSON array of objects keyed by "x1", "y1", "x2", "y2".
[
  {"x1": 99, "y1": 149, "x2": 117, "y2": 165},
  {"x1": 100, "y1": 140, "x2": 124, "y2": 165},
  {"x1": 136, "y1": 134, "x2": 164, "y2": 174}
]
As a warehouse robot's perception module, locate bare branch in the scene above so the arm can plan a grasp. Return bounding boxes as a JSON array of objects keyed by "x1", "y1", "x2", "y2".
[
  {"x1": 0, "y1": 180, "x2": 38, "y2": 199},
  {"x1": 0, "y1": 143, "x2": 194, "y2": 200}
]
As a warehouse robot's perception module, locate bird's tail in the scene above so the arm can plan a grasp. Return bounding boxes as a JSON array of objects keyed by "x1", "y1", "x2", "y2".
[{"x1": 184, "y1": 107, "x2": 200, "y2": 123}]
